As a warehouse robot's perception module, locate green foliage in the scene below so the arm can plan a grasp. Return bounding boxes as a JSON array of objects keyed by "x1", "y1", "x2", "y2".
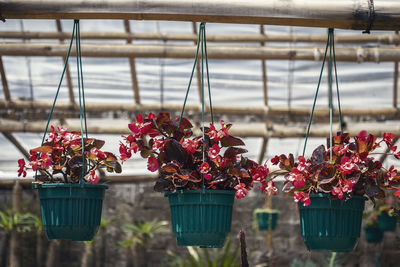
[
  {"x1": 0, "y1": 210, "x2": 38, "y2": 233},
  {"x1": 163, "y1": 239, "x2": 240, "y2": 267},
  {"x1": 119, "y1": 219, "x2": 169, "y2": 249}
]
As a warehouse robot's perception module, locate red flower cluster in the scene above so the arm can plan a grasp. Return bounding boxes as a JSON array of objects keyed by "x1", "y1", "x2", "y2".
[
  {"x1": 273, "y1": 131, "x2": 400, "y2": 206},
  {"x1": 119, "y1": 113, "x2": 276, "y2": 199},
  {"x1": 17, "y1": 126, "x2": 121, "y2": 184}
]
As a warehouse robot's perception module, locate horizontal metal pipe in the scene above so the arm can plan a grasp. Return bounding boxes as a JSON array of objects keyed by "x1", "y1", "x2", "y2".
[
  {"x1": 1, "y1": 1, "x2": 400, "y2": 30},
  {"x1": 1, "y1": 31, "x2": 399, "y2": 44},
  {"x1": 0, "y1": 43, "x2": 399, "y2": 62}
]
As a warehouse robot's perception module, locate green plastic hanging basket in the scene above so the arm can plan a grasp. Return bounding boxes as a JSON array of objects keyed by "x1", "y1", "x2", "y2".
[
  {"x1": 254, "y1": 209, "x2": 279, "y2": 231},
  {"x1": 364, "y1": 226, "x2": 384, "y2": 243},
  {"x1": 378, "y1": 214, "x2": 397, "y2": 232},
  {"x1": 297, "y1": 193, "x2": 366, "y2": 252},
  {"x1": 36, "y1": 183, "x2": 108, "y2": 241},
  {"x1": 165, "y1": 189, "x2": 235, "y2": 248}
]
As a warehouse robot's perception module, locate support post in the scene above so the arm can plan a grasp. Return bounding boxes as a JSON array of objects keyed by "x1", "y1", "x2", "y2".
[
  {"x1": 0, "y1": 56, "x2": 10, "y2": 101},
  {"x1": 124, "y1": 20, "x2": 141, "y2": 104},
  {"x1": 394, "y1": 31, "x2": 399, "y2": 108}
]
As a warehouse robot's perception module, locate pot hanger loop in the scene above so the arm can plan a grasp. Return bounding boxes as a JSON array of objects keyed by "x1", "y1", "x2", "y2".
[
  {"x1": 35, "y1": 20, "x2": 88, "y2": 184},
  {"x1": 302, "y1": 29, "x2": 343, "y2": 161}
]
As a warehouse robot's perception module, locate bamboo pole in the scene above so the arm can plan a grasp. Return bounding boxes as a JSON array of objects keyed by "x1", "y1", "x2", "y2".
[
  {"x1": 0, "y1": 56, "x2": 10, "y2": 101},
  {"x1": 1, "y1": 43, "x2": 400, "y2": 62},
  {"x1": 55, "y1": 19, "x2": 75, "y2": 104},
  {"x1": 1, "y1": 99, "x2": 399, "y2": 118},
  {"x1": 124, "y1": 20, "x2": 141, "y2": 104},
  {"x1": 260, "y1": 25, "x2": 268, "y2": 106},
  {"x1": 1, "y1": 118, "x2": 399, "y2": 138},
  {"x1": 1, "y1": 31, "x2": 399, "y2": 44},
  {"x1": 2, "y1": 132, "x2": 29, "y2": 159},
  {"x1": 1, "y1": 0, "x2": 400, "y2": 31}
]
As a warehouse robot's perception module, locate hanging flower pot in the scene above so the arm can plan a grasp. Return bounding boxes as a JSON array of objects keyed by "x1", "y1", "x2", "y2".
[
  {"x1": 16, "y1": 21, "x2": 122, "y2": 241},
  {"x1": 272, "y1": 131, "x2": 400, "y2": 252},
  {"x1": 298, "y1": 194, "x2": 365, "y2": 252},
  {"x1": 37, "y1": 183, "x2": 108, "y2": 241},
  {"x1": 18, "y1": 127, "x2": 122, "y2": 241},
  {"x1": 364, "y1": 226, "x2": 384, "y2": 244},
  {"x1": 166, "y1": 190, "x2": 235, "y2": 248},
  {"x1": 118, "y1": 23, "x2": 277, "y2": 248},
  {"x1": 254, "y1": 208, "x2": 279, "y2": 231},
  {"x1": 378, "y1": 213, "x2": 397, "y2": 232}
]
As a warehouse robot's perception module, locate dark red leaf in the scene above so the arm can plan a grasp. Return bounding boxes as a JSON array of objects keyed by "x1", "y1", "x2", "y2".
[
  {"x1": 224, "y1": 147, "x2": 248, "y2": 158},
  {"x1": 164, "y1": 139, "x2": 188, "y2": 165},
  {"x1": 221, "y1": 136, "x2": 245, "y2": 147}
]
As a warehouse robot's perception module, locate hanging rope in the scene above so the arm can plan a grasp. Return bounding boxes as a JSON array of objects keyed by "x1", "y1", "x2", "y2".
[
  {"x1": 35, "y1": 20, "x2": 88, "y2": 184},
  {"x1": 178, "y1": 22, "x2": 214, "y2": 189},
  {"x1": 302, "y1": 29, "x2": 343, "y2": 161}
]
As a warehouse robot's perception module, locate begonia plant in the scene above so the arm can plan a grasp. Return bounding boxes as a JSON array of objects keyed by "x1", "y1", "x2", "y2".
[
  {"x1": 119, "y1": 112, "x2": 276, "y2": 199},
  {"x1": 271, "y1": 131, "x2": 400, "y2": 206},
  {"x1": 17, "y1": 126, "x2": 121, "y2": 184}
]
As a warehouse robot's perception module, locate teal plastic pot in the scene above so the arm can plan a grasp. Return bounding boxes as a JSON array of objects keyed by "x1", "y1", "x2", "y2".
[
  {"x1": 36, "y1": 183, "x2": 108, "y2": 241},
  {"x1": 165, "y1": 190, "x2": 235, "y2": 248},
  {"x1": 297, "y1": 193, "x2": 366, "y2": 252},
  {"x1": 378, "y1": 214, "x2": 397, "y2": 232},
  {"x1": 254, "y1": 209, "x2": 279, "y2": 231},
  {"x1": 364, "y1": 226, "x2": 384, "y2": 243}
]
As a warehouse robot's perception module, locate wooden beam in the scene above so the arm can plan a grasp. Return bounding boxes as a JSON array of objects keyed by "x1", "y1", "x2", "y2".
[
  {"x1": 394, "y1": 31, "x2": 399, "y2": 108},
  {"x1": 123, "y1": 20, "x2": 141, "y2": 104},
  {"x1": 260, "y1": 25, "x2": 268, "y2": 106},
  {"x1": 258, "y1": 137, "x2": 268, "y2": 164},
  {"x1": 2, "y1": 132, "x2": 29, "y2": 159},
  {"x1": 1, "y1": 31, "x2": 400, "y2": 44},
  {"x1": 55, "y1": 19, "x2": 75, "y2": 104},
  {"x1": 1, "y1": 99, "x2": 399, "y2": 118},
  {"x1": 1, "y1": 0, "x2": 400, "y2": 31},
  {"x1": 1, "y1": 43, "x2": 400, "y2": 62},
  {"x1": 0, "y1": 56, "x2": 10, "y2": 101}
]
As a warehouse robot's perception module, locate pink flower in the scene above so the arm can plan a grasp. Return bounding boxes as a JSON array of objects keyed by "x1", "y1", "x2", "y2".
[
  {"x1": 339, "y1": 156, "x2": 359, "y2": 175},
  {"x1": 207, "y1": 123, "x2": 220, "y2": 142},
  {"x1": 297, "y1": 156, "x2": 310, "y2": 172},
  {"x1": 220, "y1": 120, "x2": 230, "y2": 136},
  {"x1": 271, "y1": 155, "x2": 280, "y2": 165},
  {"x1": 17, "y1": 159, "x2": 27, "y2": 177},
  {"x1": 234, "y1": 183, "x2": 248, "y2": 199},
  {"x1": 182, "y1": 139, "x2": 198, "y2": 154},
  {"x1": 208, "y1": 144, "x2": 220, "y2": 160},
  {"x1": 119, "y1": 143, "x2": 132, "y2": 163},
  {"x1": 263, "y1": 181, "x2": 278, "y2": 196},
  {"x1": 88, "y1": 169, "x2": 99, "y2": 184},
  {"x1": 200, "y1": 162, "x2": 210, "y2": 174},
  {"x1": 342, "y1": 179, "x2": 354, "y2": 193},
  {"x1": 293, "y1": 191, "x2": 311, "y2": 206},
  {"x1": 383, "y1": 132, "x2": 396, "y2": 146},
  {"x1": 152, "y1": 138, "x2": 165, "y2": 151},
  {"x1": 287, "y1": 168, "x2": 306, "y2": 188},
  {"x1": 40, "y1": 154, "x2": 52, "y2": 169},
  {"x1": 90, "y1": 147, "x2": 107, "y2": 160},
  {"x1": 250, "y1": 164, "x2": 269, "y2": 183},
  {"x1": 351, "y1": 153, "x2": 361, "y2": 164},
  {"x1": 147, "y1": 157, "x2": 159, "y2": 172},
  {"x1": 332, "y1": 187, "x2": 344, "y2": 199},
  {"x1": 128, "y1": 113, "x2": 144, "y2": 135},
  {"x1": 203, "y1": 174, "x2": 212, "y2": 180},
  {"x1": 385, "y1": 166, "x2": 397, "y2": 185},
  {"x1": 147, "y1": 113, "x2": 157, "y2": 120}
]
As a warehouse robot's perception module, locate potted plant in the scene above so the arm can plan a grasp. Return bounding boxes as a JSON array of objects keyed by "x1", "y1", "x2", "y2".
[
  {"x1": 363, "y1": 211, "x2": 384, "y2": 243},
  {"x1": 271, "y1": 131, "x2": 400, "y2": 251},
  {"x1": 17, "y1": 126, "x2": 121, "y2": 241},
  {"x1": 377, "y1": 199, "x2": 398, "y2": 232},
  {"x1": 119, "y1": 112, "x2": 276, "y2": 247},
  {"x1": 254, "y1": 208, "x2": 279, "y2": 231}
]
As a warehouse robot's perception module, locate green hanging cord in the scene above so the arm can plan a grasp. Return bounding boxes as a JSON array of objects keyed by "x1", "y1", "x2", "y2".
[
  {"x1": 302, "y1": 31, "x2": 331, "y2": 156},
  {"x1": 202, "y1": 24, "x2": 214, "y2": 124},
  {"x1": 331, "y1": 30, "x2": 343, "y2": 133},
  {"x1": 35, "y1": 21, "x2": 77, "y2": 182},
  {"x1": 75, "y1": 19, "x2": 86, "y2": 184},
  {"x1": 178, "y1": 25, "x2": 203, "y2": 128},
  {"x1": 77, "y1": 21, "x2": 88, "y2": 138},
  {"x1": 328, "y1": 28, "x2": 334, "y2": 163},
  {"x1": 200, "y1": 23, "x2": 206, "y2": 190}
]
